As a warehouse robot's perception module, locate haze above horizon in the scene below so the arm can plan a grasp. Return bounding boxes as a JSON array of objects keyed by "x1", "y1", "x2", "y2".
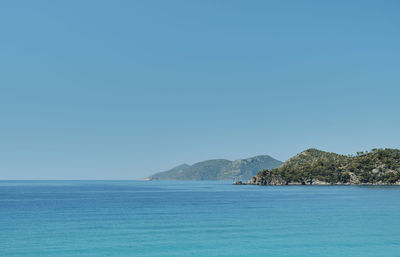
[{"x1": 1, "y1": 0, "x2": 399, "y2": 179}]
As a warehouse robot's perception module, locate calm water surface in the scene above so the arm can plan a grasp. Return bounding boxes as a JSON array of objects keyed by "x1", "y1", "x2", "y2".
[{"x1": 1, "y1": 181, "x2": 400, "y2": 257}]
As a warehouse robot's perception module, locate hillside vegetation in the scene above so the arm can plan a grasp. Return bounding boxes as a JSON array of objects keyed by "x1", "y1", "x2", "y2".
[{"x1": 247, "y1": 148, "x2": 400, "y2": 185}]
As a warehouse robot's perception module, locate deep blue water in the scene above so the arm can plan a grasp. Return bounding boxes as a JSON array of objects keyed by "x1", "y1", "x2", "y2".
[{"x1": 1, "y1": 181, "x2": 400, "y2": 257}]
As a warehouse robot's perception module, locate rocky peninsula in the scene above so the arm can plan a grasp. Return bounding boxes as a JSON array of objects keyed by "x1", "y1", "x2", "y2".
[{"x1": 240, "y1": 148, "x2": 400, "y2": 186}]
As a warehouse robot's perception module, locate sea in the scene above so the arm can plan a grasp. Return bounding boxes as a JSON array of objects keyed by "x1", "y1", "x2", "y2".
[{"x1": 1, "y1": 180, "x2": 400, "y2": 257}]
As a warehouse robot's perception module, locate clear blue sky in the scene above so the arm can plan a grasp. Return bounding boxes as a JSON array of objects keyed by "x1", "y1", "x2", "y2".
[{"x1": 1, "y1": 0, "x2": 399, "y2": 179}]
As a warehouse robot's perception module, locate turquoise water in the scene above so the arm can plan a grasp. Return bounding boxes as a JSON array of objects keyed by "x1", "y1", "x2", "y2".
[{"x1": 1, "y1": 181, "x2": 400, "y2": 257}]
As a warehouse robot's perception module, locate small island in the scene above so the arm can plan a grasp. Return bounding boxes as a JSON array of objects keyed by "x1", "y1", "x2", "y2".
[{"x1": 241, "y1": 148, "x2": 400, "y2": 186}]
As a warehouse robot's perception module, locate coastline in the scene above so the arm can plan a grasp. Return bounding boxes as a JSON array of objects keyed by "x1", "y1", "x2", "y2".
[{"x1": 234, "y1": 180, "x2": 400, "y2": 186}]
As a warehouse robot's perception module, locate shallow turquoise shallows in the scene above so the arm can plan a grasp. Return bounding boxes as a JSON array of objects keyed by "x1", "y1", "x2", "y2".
[{"x1": 1, "y1": 181, "x2": 400, "y2": 257}]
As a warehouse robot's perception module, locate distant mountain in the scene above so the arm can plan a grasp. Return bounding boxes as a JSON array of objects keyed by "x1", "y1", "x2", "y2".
[
  {"x1": 147, "y1": 155, "x2": 283, "y2": 181},
  {"x1": 247, "y1": 148, "x2": 400, "y2": 185}
]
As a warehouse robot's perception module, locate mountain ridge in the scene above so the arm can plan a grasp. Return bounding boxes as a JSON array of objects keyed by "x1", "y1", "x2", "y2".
[{"x1": 147, "y1": 155, "x2": 283, "y2": 181}]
